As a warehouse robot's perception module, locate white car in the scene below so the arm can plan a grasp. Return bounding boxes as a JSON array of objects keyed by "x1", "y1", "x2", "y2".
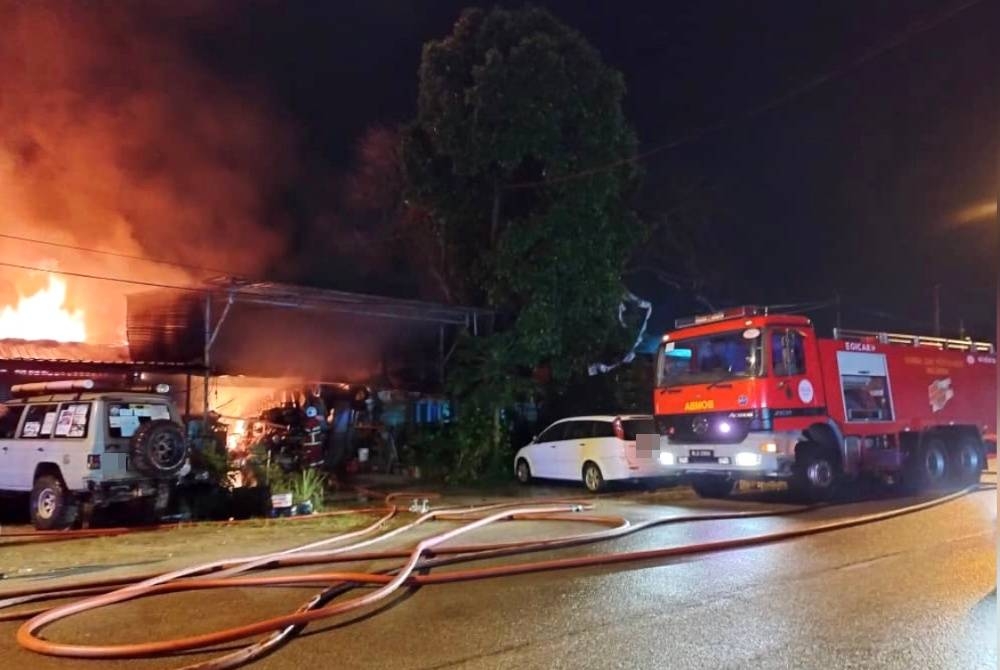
[
  {"x1": 514, "y1": 415, "x2": 661, "y2": 492},
  {"x1": 0, "y1": 379, "x2": 190, "y2": 529}
]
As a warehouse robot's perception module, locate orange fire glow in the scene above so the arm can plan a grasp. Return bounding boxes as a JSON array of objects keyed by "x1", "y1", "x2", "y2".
[{"x1": 0, "y1": 276, "x2": 86, "y2": 342}]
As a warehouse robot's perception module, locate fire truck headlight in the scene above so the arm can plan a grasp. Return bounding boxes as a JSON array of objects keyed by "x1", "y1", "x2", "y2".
[
  {"x1": 734, "y1": 452, "x2": 761, "y2": 467},
  {"x1": 760, "y1": 442, "x2": 778, "y2": 454},
  {"x1": 718, "y1": 421, "x2": 732, "y2": 435},
  {"x1": 659, "y1": 452, "x2": 675, "y2": 466}
]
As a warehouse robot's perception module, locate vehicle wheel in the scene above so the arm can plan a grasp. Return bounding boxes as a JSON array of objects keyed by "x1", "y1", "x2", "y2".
[
  {"x1": 914, "y1": 437, "x2": 949, "y2": 489},
  {"x1": 515, "y1": 459, "x2": 532, "y2": 485},
  {"x1": 690, "y1": 476, "x2": 735, "y2": 499},
  {"x1": 949, "y1": 437, "x2": 983, "y2": 486},
  {"x1": 30, "y1": 474, "x2": 79, "y2": 531},
  {"x1": 791, "y1": 443, "x2": 840, "y2": 501},
  {"x1": 582, "y1": 462, "x2": 605, "y2": 493},
  {"x1": 130, "y1": 420, "x2": 188, "y2": 477}
]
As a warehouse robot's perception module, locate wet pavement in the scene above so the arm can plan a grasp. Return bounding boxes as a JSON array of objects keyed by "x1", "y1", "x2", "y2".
[{"x1": 0, "y1": 478, "x2": 995, "y2": 670}]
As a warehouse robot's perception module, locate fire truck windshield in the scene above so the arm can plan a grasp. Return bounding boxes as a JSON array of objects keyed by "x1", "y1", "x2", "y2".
[{"x1": 657, "y1": 329, "x2": 763, "y2": 388}]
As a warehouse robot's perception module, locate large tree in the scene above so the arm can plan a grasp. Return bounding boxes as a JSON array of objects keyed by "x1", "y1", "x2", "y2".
[{"x1": 401, "y1": 6, "x2": 644, "y2": 478}]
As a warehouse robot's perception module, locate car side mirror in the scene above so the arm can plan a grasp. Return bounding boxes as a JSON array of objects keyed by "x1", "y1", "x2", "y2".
[{"x1": 531, "y1": 435, "x2": 539, "y2": 443}]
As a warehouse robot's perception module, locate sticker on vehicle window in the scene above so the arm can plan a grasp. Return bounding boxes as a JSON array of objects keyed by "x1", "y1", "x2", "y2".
[
  {"x1": 40, "y1": 412, "x2": 56, "y2": 436},
  {"x1": 54, "y1": 409, "x2": 74, "y2": 436},
  {"x1": 118, "y1": 415, "x2": 141, "y2": 437},
  {"x1": 22, "y1": 421, "x2": 41, "y2": 437}
]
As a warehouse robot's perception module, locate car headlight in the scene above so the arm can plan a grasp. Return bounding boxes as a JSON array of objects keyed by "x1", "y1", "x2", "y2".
[
  {"x1": 659, "y1": 452, "x2": 675, "y2": 466},
  {"x1": 734, "y1": 452, "x2": 761, "y2": 467}
]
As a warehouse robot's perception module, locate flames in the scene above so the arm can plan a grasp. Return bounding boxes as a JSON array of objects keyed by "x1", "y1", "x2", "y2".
[{"x1": 0, "y1": 276, "x2": 86, "y2": 342}]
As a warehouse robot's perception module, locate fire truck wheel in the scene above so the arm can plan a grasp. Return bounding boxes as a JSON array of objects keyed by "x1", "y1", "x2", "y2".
[
  {"x1": 950, "y1": 437, "x2": 983, "y2": 485},
  {"x1": 690, "y1": 476, "x2": 735, "y2": 499},
  {"x1": 791, "y1": 443, "x2": 839, "y2": 501},
  {"x1": 30, "y1": 474, "x2": 80, "y2": 531},
  {"x1": 582, "y1": 462, "x2": 605, "y2": 493},
  {"x1": 515, "y1": 459, "x2": 532, "y2": 484},
  {"x1": 915, "y1": 438, "x2": 949, "y2": 489}
]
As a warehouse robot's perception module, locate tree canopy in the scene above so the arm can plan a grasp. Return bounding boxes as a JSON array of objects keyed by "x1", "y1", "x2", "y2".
[{"x1": 403, "y1": 6, "x2": 643, "y2": 390}]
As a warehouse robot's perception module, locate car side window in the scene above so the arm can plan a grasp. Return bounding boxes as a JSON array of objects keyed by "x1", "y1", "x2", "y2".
[
  {"x1": 537, "y1": 422, "x2": 566, "y2": 443},
  {"x1": 52, "y1": 403, "x2": 92, "y2": 439},
  {"x1": 0, "y1": 405, "x2": 25, "y2": 438},
  {"x1": 563, "y1": 422, "x2": 592, "y2": 441},
  {"x1": 591, "y1": 421, "x2": 615, "y2": 438},
  {"x1": 20, "y1": 404, "x2": 59, "y2": 439}
]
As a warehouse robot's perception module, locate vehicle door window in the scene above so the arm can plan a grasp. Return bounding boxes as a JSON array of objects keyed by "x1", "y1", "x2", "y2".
[
  {"x1": 563, "y1": 422, "x2": 591, "y2": 441},
  {"x1": 0, "y1": 405, "x2": 25, "y2": 438},
  {"x1": 20, "y1": 404, "x2": 59, "y2": 439},
  {"x1": 536, "y1": 422, "x2": 567, "y2": 443},
  {"x1": 591, "y1": 421, "x2": 615, "y2": 439},
  {"x1": 771, "y1": 329, "x2": 806, "y2": 376},
  {"x1": 108, "y1": 403, "x2": 172, "y2": 438},
  {"x1": 52, "y1": 403, "x2": 92, "y2": 439}
]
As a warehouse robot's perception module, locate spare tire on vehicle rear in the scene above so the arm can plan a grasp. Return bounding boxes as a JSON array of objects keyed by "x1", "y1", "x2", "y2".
[{"x1": 130, "y1": 420, "x2": 188, "y2": 477}]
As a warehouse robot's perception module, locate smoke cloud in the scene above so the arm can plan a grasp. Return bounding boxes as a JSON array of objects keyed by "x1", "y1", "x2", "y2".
[{"x1": 0, "y1": 1, "x2": 295, "y2": 343}]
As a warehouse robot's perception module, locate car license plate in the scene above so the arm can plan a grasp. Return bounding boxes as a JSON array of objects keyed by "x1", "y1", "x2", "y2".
[{"x1": 688, "y1": 449, "x2": 715, "y2": 463}]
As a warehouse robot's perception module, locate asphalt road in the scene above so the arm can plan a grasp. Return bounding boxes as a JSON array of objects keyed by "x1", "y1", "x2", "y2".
[{"x1": 0, "y1": 481, "x2": 995, "y2": 670}]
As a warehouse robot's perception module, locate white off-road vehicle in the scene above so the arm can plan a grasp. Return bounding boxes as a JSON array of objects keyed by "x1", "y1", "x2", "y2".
[{"x1": 0, "y1": 379, "x2": 190, "y2": 530}]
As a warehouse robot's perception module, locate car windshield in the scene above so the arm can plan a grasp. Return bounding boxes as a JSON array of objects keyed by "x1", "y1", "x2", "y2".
[{"x1": 656, "y1": 329, "x2": 763, "y2": 387}]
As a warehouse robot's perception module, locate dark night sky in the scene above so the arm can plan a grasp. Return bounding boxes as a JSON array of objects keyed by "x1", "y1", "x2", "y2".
[{"x1": 180, "y1": 0, "x2": 997, "y2": 339}]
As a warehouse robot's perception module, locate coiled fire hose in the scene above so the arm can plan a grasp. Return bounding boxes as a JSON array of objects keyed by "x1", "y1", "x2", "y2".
[{"x1": 3, "y1": 483, "x2": 993, "y2": 669}]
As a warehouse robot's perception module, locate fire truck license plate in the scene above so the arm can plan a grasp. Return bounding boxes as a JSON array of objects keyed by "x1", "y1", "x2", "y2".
[{"x1": 688, "y1": 449, "x2": 715, "y2": 462}]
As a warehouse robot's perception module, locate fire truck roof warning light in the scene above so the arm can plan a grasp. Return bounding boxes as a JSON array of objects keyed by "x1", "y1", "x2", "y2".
[{"x1": 673, "y1": 306, "x2": 761, "y2": 330}]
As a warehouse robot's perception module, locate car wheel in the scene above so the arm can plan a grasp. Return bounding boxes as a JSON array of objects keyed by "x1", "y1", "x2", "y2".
[
  {"x1": 950, "y1": 437, "x2": 983, "y2": 486},
  {"x1": 791, "y1": 443, "x2": 840, "y2": 502},
  {"x1": 690, "y1": 476, "x2": 735, "y2": 499},
  {"x1": 582, "y1": 462, "x2": 605, "y2": 493},
  {"x1": 515, "y1": 459, "x2": 532, "y2": 485},
  {"x1": 130, "y1": 420, "x2": 188, "y2": 477},
  {"x1": 30, "y1": 474, "x2": 79, "y2": 531}
]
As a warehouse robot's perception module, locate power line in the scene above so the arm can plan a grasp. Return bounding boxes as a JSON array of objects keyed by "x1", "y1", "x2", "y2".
[
  {"x1": 505, "y1": 0, "x2": 985, "y2": 190},
  {"x1": 0, "y1": 260, "x2": 205, "y2": 293},
  {"x1": 0, "y1": 231, "x2": 242, "y2": 278}
]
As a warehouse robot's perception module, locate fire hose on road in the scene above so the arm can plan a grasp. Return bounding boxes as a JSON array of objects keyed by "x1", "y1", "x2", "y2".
[{"x1": 0, "y1": 482, "x2": 992, "y2": 669}]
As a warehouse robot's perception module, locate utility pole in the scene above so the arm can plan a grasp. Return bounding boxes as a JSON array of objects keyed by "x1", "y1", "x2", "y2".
[{"x1": 932, "y1": 283, "x2": 941, "y2": 337}]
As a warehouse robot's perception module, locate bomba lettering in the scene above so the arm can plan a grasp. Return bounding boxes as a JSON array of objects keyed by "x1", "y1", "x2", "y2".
[{"x1": 845, "y1": 342, "x2": 876, "y2": 352}]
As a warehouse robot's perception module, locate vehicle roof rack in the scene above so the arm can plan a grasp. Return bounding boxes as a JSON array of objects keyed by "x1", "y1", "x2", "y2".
[
  {"x1": 832, "y1": 328, "x2": 995, "y2": 354},
  {"x1": 9, "y1": 379, "x2": 172, "y2": 397}
]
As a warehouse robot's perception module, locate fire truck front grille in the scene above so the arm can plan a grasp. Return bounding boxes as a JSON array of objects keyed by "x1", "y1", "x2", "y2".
[{"x1": 657, "y1": 412, "x2": 755, "y2": 444}]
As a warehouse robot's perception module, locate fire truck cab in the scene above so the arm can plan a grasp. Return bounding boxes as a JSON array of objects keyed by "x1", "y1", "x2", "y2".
[{"x1": 654, "y1": 306, "x2": 997, "y2": 499}]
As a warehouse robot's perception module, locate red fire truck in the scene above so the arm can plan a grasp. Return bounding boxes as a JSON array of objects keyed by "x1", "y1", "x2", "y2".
[{"x1": 653, "y1": 306, "x2": 997, "y2": 499}]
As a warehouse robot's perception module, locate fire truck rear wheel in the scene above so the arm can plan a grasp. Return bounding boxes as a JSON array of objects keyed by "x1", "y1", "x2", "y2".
[
  {"x1": 791, "y1": 443, "x2": 839, "y2": 501},
  {"x1": 916, "y1": 438, "x2": 949, "y2": 489},
  {"x1": 690, "y1": 476, "x2": 735, "y2": 499},
  {"x1": 950, "y1": 437, "x2": 983, "y2": 485}
]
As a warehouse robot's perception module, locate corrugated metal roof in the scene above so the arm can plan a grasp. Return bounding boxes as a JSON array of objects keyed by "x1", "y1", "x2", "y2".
[
  {"x1": 0, "y1": 339, "x2": 202, "y2": 372},
  {"x1": 0, "y1": 339, "x2": 131, "y2": 362}
]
